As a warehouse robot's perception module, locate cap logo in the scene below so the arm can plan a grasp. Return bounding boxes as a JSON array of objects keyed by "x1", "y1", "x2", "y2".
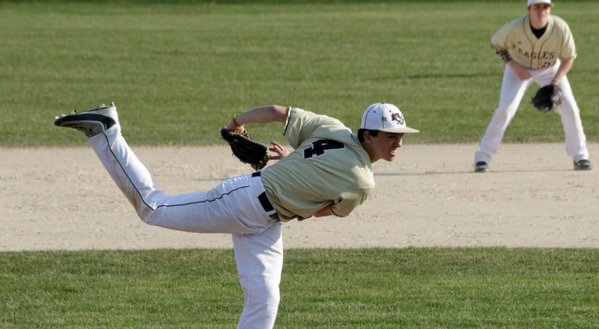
[{"x1": 391, "y1": 112, "x2": 404, "y2": 126}]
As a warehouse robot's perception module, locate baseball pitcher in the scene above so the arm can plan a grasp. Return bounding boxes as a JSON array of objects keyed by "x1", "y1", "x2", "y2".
[
  {"x1": 54, "y1": 101, "x2": 418, "y2": 328},
  {"x1": 474, "y1": 0, "x2": 591, "y2": 172}
]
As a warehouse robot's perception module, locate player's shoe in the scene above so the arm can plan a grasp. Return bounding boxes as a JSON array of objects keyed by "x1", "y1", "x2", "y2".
[
  {"x1": 474, "y1": 161, "x2": 488, "y2": 173},
  {"x1": 54, "y1": 102, "x2": 119, "y2": 137},
  {"x1": 573, "y1": 159, "x2": 592, "y2": 171}
]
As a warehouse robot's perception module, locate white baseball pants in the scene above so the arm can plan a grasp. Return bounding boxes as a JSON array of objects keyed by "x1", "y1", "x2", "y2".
[
  {"x1": 88, "y1": 124, "x2": 283, "y2": 329},
  {"x1": 475, "y1": 62, "x2": 589, "y2": 164}
]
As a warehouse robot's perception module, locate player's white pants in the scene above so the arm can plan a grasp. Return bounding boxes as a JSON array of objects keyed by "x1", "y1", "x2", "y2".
[
  {"x1": 475, "y1": 62, "x2": 589, "y2": 164},
  {"x1": 88, "y1": 124, "x2": 283, "y2": 329}
]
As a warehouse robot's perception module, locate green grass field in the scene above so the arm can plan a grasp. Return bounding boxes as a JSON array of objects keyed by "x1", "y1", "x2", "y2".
[
  {"x1": 0, "y1": 0, "x2": 597, "y2": 146},
  {"x1": 2, "y1": 248, "x2": 599, "y2": 328},
  {"x1": 2, "y1": 1, "x2": 599, "y2": 328}
]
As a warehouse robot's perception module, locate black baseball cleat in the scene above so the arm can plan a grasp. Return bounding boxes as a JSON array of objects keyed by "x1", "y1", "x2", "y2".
[
  {"x1": 474, "y1": 161, "x2": 488, "y2": 173},
  {"x1": 573, "y1": 159, "x2": 592, "y2": 171},
  {"x1": 54, "y1": 102, "x2": 119, "y2": 137}
]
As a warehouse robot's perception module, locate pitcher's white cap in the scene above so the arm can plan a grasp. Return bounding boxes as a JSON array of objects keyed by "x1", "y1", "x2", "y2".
[
  {"x1": 528, "y1": 0, "x2": 551, "y2": 6},
  {"x1": 360, "y1": 103, "x2": 419, "y2": 134}
]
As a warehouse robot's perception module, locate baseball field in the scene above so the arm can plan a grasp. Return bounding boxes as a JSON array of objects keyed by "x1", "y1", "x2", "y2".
[{"x1": 1, "y1": 0, "x2": 599, "y2": 328}]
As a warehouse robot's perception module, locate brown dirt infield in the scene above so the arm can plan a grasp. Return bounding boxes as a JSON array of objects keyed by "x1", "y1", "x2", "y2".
[{"x1": 1, "y1": 144, "x2": 597, "y2": 251}]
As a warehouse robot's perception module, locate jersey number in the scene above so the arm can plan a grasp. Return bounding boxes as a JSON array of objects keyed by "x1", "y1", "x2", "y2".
[{"x1": 303, "y1": 139, "x2": 345, "y2": 159}]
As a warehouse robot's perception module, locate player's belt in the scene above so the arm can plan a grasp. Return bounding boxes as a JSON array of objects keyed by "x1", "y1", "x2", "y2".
[{"x1": 252, "y1": 172, "x2": 280, "y2": 221}]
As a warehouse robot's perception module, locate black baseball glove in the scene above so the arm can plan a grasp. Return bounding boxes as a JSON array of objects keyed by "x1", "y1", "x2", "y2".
[
  {"x1": 531, "y1": 84, "x2": 561, "y2": 113},
  {"x1": 221, "y1": 128, "x2": 269, "y2": 170}
]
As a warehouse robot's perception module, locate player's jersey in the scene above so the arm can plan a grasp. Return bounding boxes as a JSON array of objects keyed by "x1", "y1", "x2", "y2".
[
  {"x1": 491, "y1": 15, "x2": 576, "y2": 70},
  {"x1": 261, "y1": 107, "x2": 374, "y2": 221}
]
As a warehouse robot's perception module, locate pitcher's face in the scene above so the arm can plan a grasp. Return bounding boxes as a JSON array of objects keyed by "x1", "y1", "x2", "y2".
[{"x1": 369, "y1": 131, "x2": 404, "y2": 162}]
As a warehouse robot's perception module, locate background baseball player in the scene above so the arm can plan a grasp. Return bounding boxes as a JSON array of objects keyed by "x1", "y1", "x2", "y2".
[
  {"x1": 54, "y1": 101, "x2": 418, "y2": 329},
  {"x1": 474, "y1": 0, "x2": 591, "y2": 173}
]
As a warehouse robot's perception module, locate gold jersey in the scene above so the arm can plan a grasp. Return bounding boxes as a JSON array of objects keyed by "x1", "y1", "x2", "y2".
[
  {"x1": 491, "y1": 15, "x2": 576, "y2": 70},
  {"x1": 261, "y1": 107, "x2": 374, "y2": 221}
]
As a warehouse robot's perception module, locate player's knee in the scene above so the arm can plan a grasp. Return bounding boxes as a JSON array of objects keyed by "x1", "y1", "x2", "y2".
[
  {"x1": 240, "y1": 276, "x2": 281, "y2": 307},
  {"x1": 237, "y1": 284, "x2": 279, "y2": 329},
  {"x1": 138, "y1": 206, "x2": 170, "y2": 228},
  {"x1": 136, "y1": 207, "x2": 157, "y2": 225}
]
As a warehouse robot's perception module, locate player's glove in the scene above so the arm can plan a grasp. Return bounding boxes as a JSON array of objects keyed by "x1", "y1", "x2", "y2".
[
  {"x1": 220, "y1": 128, "x2": 269, "y2": 170},
  {"x1": 531, "y1": 84, "x2": 562, "y2": 113}
]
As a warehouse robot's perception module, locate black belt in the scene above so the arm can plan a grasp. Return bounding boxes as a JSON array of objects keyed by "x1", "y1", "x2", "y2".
[{"x1": 252, "y1": 172, "x2": 279, "y2": 221}]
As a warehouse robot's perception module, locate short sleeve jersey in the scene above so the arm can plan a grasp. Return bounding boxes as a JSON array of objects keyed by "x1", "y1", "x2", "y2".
[
  {"x1": 260, "y1": 107, "x2": 375, "y2": 221},
  {"x1": 491, "y1": 15, "x2": 576, "y2": 70}
]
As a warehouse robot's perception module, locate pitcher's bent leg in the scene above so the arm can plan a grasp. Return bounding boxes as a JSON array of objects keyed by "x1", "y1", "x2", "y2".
[
  {"x1": 87, "y1": 124, "x2": 268, "y2": 235},
  {"x1": 233, "y1": 223, "x2": 283, "y2": 329}
]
